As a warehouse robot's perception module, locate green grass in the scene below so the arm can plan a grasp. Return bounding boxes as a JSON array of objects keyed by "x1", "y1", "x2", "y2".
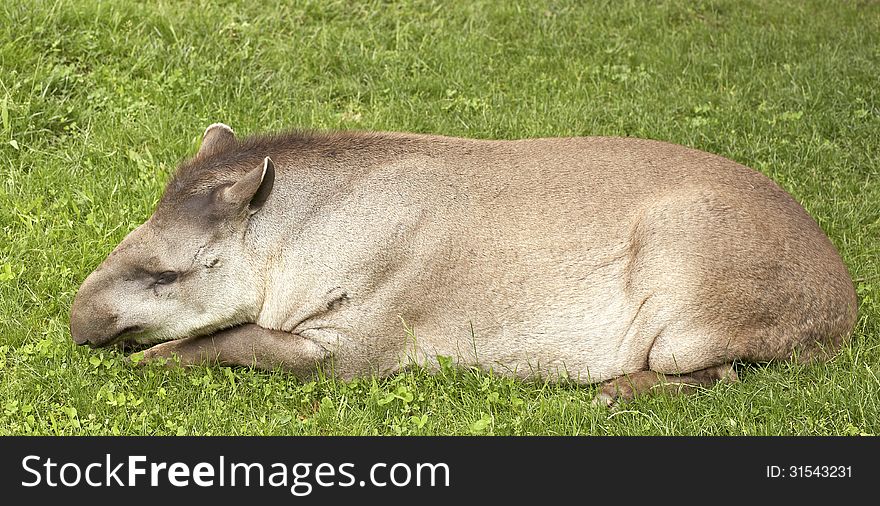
[{"x1": 1, "y1": 0, "x2": 878, "y2": 435}]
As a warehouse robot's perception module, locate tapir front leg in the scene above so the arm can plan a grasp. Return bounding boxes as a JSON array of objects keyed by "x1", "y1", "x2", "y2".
[{"x1": 139, "y1": 324, "x2": 330, "y2": 378}]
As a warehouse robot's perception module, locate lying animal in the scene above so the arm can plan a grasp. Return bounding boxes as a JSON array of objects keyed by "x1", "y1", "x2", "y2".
[{"x1": 70, "y1": 124, "x2": 857, "y2": 405}]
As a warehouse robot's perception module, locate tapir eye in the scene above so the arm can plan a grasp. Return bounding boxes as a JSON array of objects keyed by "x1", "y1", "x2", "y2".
[{"x1": 154, "y1": 271, "x2": 179, "y2": 285}]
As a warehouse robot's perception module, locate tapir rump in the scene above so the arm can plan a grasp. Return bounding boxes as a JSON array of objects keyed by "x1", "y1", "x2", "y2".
[{"x1": 70, "y1": 124, "x2": 857, "y2": 405}]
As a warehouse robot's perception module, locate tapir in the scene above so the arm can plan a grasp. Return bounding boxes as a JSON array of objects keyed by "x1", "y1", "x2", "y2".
[{"x1": 69, "y1": 124, "x2": 858, "y2": 405}]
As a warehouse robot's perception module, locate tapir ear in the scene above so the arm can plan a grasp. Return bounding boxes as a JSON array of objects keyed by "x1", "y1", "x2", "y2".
[
  {"x1": 220, "y1": 157, "x2": 275, "y2": 216},
  {"x1": 198, "y1": 123, "x2": 236, "y2": 157}
]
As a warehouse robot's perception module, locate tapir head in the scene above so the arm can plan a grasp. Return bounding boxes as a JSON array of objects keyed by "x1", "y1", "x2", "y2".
[{"x1": 70, "y1": 124, "x2": 275, "y2": 348}]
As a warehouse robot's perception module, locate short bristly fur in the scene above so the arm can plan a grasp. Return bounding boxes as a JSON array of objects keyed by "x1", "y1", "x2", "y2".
[{"x1": 70, "y1": 124, "x2": 858, "y2": 406}]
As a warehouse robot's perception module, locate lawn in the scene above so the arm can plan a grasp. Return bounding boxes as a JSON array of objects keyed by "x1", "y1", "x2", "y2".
[{"x1": 0, "y1": 0, "x2": 878, "y2": 435}]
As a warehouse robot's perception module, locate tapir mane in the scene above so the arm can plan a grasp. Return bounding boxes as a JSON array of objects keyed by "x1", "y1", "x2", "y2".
[{"x1": 160, "y1": 129, "x2": 420, "y2": 206}]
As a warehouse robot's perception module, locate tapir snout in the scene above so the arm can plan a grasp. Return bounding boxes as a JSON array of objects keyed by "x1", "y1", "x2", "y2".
[{"x1": 69, "y1": 268, "x2": 138, "y2": 347}]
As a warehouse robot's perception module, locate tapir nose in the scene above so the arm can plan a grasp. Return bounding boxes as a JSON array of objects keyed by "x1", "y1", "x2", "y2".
[
  {"x1": 69, "y1": 306, "x2": 96, "y2": 346},
  {"x1": 69, "y1": 294, "x2": 116, "y2": 347},
  {"x1": 69, "y1": 271, "x2": 127, "y2": 347}
]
